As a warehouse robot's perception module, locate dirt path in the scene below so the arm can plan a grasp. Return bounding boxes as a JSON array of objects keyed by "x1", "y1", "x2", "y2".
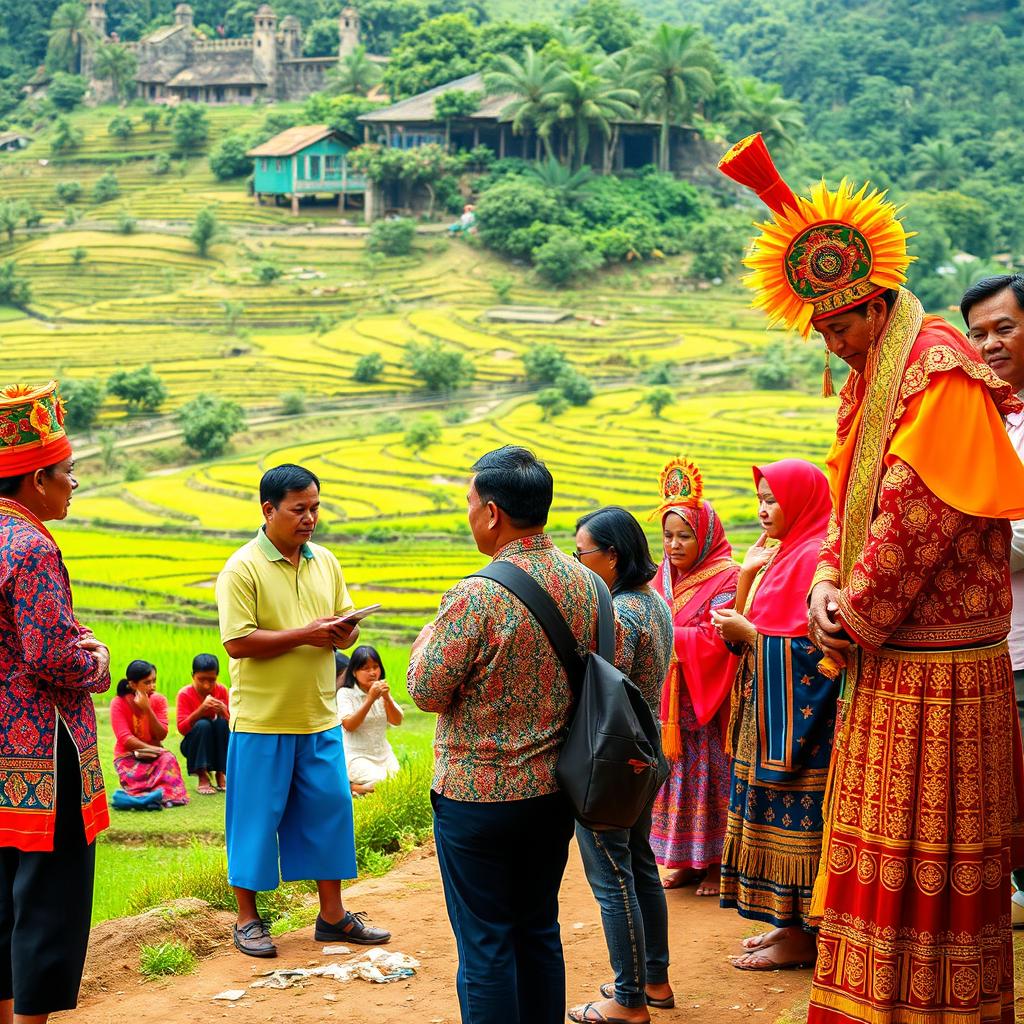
[{"x1": 66, "y1": 843, "x2": 811, "y2": 1024}]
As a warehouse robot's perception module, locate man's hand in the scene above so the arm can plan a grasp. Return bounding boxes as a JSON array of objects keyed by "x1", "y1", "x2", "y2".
[
  {"x1": 79, "y1": 636, "x2": 110, "y2": 678},
  {"x1": 304, "y1": 617, "x2": 346, "y2": 648},
  {"x1": 329, "y1": 619, "x2": 359, "y2": 648},
  {"x1": 808, "y1": 582, "x2": 851, "y2": 653}
]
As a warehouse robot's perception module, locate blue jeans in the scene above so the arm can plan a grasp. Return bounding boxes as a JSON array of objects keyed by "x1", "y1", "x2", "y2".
[
  {"x1": 432, "y1": 789, "x2": 575, "y2": 1024},
  {"x1": 575, "y1": 803, "x2": 669, "y2": 1009}
]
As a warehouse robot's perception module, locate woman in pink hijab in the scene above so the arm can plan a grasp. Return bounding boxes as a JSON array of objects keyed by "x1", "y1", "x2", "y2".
[{"x1": 712, "y1": 458, "x2": 837, "y2": 971}]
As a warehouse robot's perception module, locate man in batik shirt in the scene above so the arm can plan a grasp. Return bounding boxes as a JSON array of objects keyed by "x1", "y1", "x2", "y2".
[
  {"x1": 720, "y1": 134, "x2": 1024, "y2": 1024},
  {"x1": 0, "y1": 380, "x2": 111, "y2": 1023},
  {"x1": 409, "y1": 446, "x2": 601, "y2": 1024}
]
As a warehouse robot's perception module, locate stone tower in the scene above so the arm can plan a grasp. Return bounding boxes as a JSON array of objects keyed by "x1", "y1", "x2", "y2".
[
  {"x1": 252, "y1": 4, "x2": 279, "y2": 98},
  {"x1": 82, "y1": 0, "x2": 107, "y2": 79},
  {"x1": 338, "y1": 6, "x2": 360, "y2": 58},
  {"x1": 280, "y1": 15, "x2": 302, "y2": 59},
  {"x1": 174, "y1": 3, "x2": 194, "y2": 30}
]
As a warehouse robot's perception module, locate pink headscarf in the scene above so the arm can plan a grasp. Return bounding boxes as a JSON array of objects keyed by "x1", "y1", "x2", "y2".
[{"x1": 747, "y1": 459, "x2": 832, "y2": 637}]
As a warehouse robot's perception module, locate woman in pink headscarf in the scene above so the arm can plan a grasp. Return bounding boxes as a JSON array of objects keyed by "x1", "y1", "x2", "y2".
[
  {"x1": 712, "y1": 458, "x2": 836, "y2": 971},
  {"x1": 648, "y1": 458, "x2": 741, "y2": 896}
]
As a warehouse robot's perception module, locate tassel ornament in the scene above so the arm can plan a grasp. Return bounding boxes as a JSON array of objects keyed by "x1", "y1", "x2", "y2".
[{"x1": 821, "y1": 349, "x2": 835, "y2": 398}]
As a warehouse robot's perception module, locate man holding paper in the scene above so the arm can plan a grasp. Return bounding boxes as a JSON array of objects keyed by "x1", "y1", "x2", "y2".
[{"x1": 216, "y1": 463, "x2": 390, "y2": 958}]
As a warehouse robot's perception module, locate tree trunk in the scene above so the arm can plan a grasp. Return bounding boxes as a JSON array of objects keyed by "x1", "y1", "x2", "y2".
[
  {"x1": 660, "y1": 118, "x2": 669, "y2": 173},
  {"x1": 445, "y1": 121, "x2": 451, "y2": 152}
]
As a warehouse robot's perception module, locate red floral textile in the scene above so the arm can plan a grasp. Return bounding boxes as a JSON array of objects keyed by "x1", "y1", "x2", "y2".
[{"x1": 0, "y1": 504, "x2": 110, "y2": 852}]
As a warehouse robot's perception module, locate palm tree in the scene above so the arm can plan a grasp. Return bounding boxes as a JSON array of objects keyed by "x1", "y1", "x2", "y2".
[
  {"x1": 910, "y1": 138, "x2": 965, "y2": 190},
  {"x1": 727, "y1": 78, "x2": 805, "y2": 153},
  {"x1": 46, "y1": 2, "x2": 96, "y2": 74},
  {"x1": 631, "y1": 25, "x2": 716, "y2": 173},
  {"x1": 327, "y1": 45, "x2": 382, "y2": 98},
  {"x1": 485, "y1": 47, "x2": 565, "y2": 161},
  {"x1": 93, "y1": 43, "x2": 138, "y2": 104},
  {"x1": 540, "y1": 66, "x2": 639, "y2": 170},
  {"x1": 526, "y1": 158, "x2": 598, "y2": 204}
]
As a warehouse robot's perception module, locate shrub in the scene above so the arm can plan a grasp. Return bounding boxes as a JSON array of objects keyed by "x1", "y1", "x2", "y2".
[
  {"x1": 107, "y1": 115, "x2": 134, "y2": 144},
  {"x1": 70, "y1": 247, "x2": 87, "y2": 266},
  {"x1": 171, "y1": 103, "x2": 209, "y2": 154},
  {"x1": 254, "y1": 261, "x2": 281, "y2": 284},
  {"x1": 522, "y1": 344, "x2": 569, "y2": 385},
  {"x1": 368, "y1": 218, "x2": 416, "y2": 257},
  {"x1": 490, "y1": 274, "x2": 514, "y2": 302},
  {"x1": 50, "y1": 116, "x2": 83, "y2": 155},
  {"x1": 92, "y1": 171, "x2": 120, "y2": 204},
  {"x1": 555, "y1": 367, "x2": 595, "y2": 406},
  {"x1": 178, "y1": 394, "x2": 246, "y2": 459},
  {"x1": 532, "y1": 228, "x2": 603, "y2": 287},
  {"x1": 151, "y1": 153, "x2": 172, "y2": 175},
  {"x1": 407, "y1": 340, "x2": 475, "y2": 393},
  {"x1": 280, "y1": 392, "x2": 305, "y2": 415},
  {"x1": 209, "y1": 133, "x2": 254, "y2": 181},
  {"x1": 353, "y1": 352, "x2": 385, "y2": 383},
  {"x1": 404, "y1": 415, "x2": 442, "y2": 452},
  {"x1": 536, "y1": 387, "x2": 568, "y2": 420},
  {"x1": 117, "y1": 210, "x2": 137, "y2": 234},
  {"x1": 53, "y1": 181, "x2": 83, "y2": 205},
  {"x1": 643, "y1": 386, "x2": 674, "y2": 418},
  {"x1": 139, "y1": 942, "x2": 197, "y2": 980},
  {"x1": 142, "y1": 108, "x2": 162, "y2": 132},
  {"x1": 0, "y1": 262, "x2": 31, "y2": 307},
  {"x1": 476, "y1": 179, "x2": 563, "y2": 259},
  {"x1": 61, "y1": 378, "x2": 105, "y2": 435},
  {"x1": 107, "y1": 365, "x2": 166, "y2": 411},
  {"x1": 49, "y1": 73, "x2": 87, "y2": 112},
  {"x1": 686, "y1": 214, "x2": 746, "y2": 281},
  {"x1": 190, "y1": 207, "x2": 222, "y2": 258}
]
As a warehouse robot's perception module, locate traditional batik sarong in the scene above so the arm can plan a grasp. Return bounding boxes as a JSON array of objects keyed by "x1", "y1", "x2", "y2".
[
  {"x1": 114, "y1": 751, "x2": 188, "y2": 806},
  {"x1": 720, "y1": 636, "x2": 833, "y2": 925}
]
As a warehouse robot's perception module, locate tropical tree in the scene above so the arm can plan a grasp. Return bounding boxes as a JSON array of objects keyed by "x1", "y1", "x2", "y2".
[
  {"x1": 93, "y1": 43, "x2": 138, "y2": 104},
  {"x1": 630, "y1": 25, "x2": 716, "y2": 173},
  {"x1": 485, "y1": 46, "x2": 565, "y2": 160},
  {"x1": 727, "y1": 78, "x2": 804, "y2": 152},
  {"x1": 539, "y1": 65, "x2": 638, "y2": 170},
  {"x1": 327, "y1": 45, "x2": 382, "y2": 97},
  {"x1": 50, "y1": 116, "x2": 84, "y2": 155},
  {"x1": 46, "y1": 3, "x2": 95, "y2": 74},
  {"x1": 910, "y1": 138, "x2": 966, "y2": 190},
  {"x1": 434, "y1": 90, "x2": 480, "y2": 151},
  {"x1": 526, "y1": 158, "x2": 597, "y2": 204}
]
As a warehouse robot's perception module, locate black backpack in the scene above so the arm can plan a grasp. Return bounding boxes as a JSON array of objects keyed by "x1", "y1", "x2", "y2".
[{"x1": 474, "y1": 561, "x2": 669, "y2": 832}]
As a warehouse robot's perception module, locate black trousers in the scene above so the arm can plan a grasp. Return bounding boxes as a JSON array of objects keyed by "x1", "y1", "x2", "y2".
[
  {"x1": 432, "y1": 789, "x2": 575, "y2": 1024},
  {"x1": 0, "y1": 720, "x2": 96, "y2": 1015},
  {"x1": 180, "y1": 716, "x2": 230, "y2": 775}
]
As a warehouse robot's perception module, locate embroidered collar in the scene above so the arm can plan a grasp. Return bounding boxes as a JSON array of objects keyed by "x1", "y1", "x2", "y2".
[{"x1": 0, "y1": 498, "x2": 55, "y2": 543}]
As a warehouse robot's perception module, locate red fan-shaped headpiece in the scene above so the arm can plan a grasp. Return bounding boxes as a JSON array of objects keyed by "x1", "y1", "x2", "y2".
[{"x1": 718, "y1": 133, "x2": 799, "y2": 215}]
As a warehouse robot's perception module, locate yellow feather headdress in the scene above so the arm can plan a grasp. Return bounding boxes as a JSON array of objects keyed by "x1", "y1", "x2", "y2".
[{"x1": 719, "y1": 133, "x2": 915, "y2": 337}]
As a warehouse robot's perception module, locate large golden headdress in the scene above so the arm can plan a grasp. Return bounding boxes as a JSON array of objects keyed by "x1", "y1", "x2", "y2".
[{"x1": 718, "y1": 133, "x2": 915, "y2": 338}]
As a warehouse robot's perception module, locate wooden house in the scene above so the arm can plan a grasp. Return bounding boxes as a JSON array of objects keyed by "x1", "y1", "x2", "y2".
[
  {"x1": 247, "y1": 125, "x2": 367, "y2": 214},
  {"x1": 0, "y1": 131, "x2": 32, "y2": 153}
]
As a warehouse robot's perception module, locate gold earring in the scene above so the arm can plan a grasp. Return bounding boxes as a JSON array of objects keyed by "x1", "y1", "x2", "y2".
[{"x1": 822, "y1": 348, "x2": 835, "y2": 398}]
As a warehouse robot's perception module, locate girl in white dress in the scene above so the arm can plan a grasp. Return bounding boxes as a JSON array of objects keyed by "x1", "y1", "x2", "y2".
[{"x1": 337, "y1": 645, "x2": 403, "y2": 795}]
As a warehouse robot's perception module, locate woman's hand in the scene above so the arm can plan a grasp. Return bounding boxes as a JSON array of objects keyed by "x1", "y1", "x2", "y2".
[
  {"x1": 368, "y1": 680, "x2": 387, "y2": 702},
  {"x1": 711, "y1": 608, "x2": 757, "y2": 646},
  {"x1": 131, "y1": 688, "x2": 151, "y2": 712},
  {"x1": 740, "y1": 533, "x2": 773, "y2": 576}
]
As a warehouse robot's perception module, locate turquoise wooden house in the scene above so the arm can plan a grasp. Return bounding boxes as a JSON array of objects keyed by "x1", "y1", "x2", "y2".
[{"x1": 248, "y1": 124, "x2": 367, "y2": 214}]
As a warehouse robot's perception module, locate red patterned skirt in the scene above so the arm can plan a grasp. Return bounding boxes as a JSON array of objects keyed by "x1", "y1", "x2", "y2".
[{"x1": 808, "y1": 643, "x2": 1024, "y2": 1023}]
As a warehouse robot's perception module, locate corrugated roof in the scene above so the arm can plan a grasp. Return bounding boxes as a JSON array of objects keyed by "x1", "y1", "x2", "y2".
[
  {"x1": 359, "y1": 73, "x2": 487, "y2": 124},
  {"x1": 167, "y1": 51, "x2": 267, "y2": 88},
  {"x1": 247, "y1": 124, "x2": 344, "y2": 157}
]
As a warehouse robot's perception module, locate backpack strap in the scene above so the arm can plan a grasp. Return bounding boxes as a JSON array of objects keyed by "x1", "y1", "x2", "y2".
[
  {"x1": 593, "y1": 575, "x2": 615, "y2": 664},
  {"x1": 472, "y1": 561, "x2": 587, "y2": 693}
]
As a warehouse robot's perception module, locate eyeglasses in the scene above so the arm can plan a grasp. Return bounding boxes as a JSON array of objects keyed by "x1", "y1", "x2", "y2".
[{"x1": 572, "y1": 547, "x2": 602, "y2": 561}]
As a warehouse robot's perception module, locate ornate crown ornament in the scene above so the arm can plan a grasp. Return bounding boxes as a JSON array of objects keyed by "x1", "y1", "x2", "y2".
[
  {"x1": 650, "y1": 456, "x2": 703, "y2": 520},
  {"x1": 719, "y1": 133, "x2": 915, "y2": 337}
]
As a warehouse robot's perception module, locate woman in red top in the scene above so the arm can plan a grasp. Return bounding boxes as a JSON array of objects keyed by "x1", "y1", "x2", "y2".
[
  {"x1": 176, "y1": 653, "x2": 230, "y2": 795},
  {"x1": 111, "y1": 660, "x2": 189, "y2": 807}
]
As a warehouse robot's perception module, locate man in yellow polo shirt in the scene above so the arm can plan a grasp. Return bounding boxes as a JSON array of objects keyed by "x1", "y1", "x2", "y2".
[{"x1": 216, "y1": 463, "x2": 390, "y2": 958}]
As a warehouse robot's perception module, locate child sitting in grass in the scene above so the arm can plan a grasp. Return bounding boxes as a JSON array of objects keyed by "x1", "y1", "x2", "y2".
[
  {"x1": 338, "y1": 645, "x2": 403, "y2": 795},
  {"x1": 176, "y1": 653, "x2": 230, "y2": 796}
]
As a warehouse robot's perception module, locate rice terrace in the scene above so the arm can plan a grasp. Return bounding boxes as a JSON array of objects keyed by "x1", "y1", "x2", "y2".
[{"x1": 2, "y1": 0, "x2": 1023, "y2": 1018}]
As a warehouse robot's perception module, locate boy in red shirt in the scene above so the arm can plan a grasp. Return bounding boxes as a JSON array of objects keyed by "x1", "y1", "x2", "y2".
[{"x1": 176, "y1": 653, "x2": 230, "y2": 794}]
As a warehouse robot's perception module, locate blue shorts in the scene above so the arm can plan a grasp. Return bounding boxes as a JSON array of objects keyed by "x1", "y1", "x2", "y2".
[{"x1": 225, "y1": 727, "x2": 357, "y2": 892}]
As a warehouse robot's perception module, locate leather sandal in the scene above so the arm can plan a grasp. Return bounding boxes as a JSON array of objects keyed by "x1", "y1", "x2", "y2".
[{"x1": 599, "y1": 982, "x2": 675, "y2": 1009}]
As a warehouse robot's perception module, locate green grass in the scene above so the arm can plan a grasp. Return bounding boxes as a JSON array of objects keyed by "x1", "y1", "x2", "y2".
[{"x1": 138, "y1": 941, "x2": 198, "y2": 980}]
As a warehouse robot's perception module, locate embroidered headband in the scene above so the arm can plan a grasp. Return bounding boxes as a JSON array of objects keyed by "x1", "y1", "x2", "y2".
[{"x1": 0, "y1": 381, "x2": 72, "y2": 477}]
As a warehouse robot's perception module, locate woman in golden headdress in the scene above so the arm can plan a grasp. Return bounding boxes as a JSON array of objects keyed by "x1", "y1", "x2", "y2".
[
  {"x1": 0, "y1": 381, "x2": 111, "y2": 1022},
  {"x1": 648, "y1": 459, "x2": 740, "y2": 896},
  {"x1": 720, "y1": 134, "x2": 1024, "y2": 1023}
]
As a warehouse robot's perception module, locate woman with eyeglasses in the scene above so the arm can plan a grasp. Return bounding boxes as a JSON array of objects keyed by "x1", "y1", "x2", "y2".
[
  {"x1": 647, "y1": 458, "x2": 740, "y2": 900},
  {"x1": 568, "y1": 505, "x2": 675, "y2": 1024}
]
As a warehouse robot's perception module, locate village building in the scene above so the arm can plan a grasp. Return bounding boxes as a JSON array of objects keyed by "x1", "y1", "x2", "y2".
[
  {"x1": 357, "y1": 72, "x2": 720, "y2": 180},
  {"x1": 83, "y1": 0, "x2": 384, "y2": 105},
  {"x1": 248, "y1": 125, "x2": 367, "y2": 214},
  {"x1": 0, "y1": 130, "x2": 32, "y2": 153}
]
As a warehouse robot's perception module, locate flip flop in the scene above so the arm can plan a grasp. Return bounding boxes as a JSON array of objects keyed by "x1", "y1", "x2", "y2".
[
  {"x1": 661, "y1": 868, "x2": 705, "y2": 890},
  {"x1": 599, "y1": 983, "x2": 674, "y2": 1009},
  {"x1": 740, "y1": 931, "x2": 781, "y2": 951},
  {"x1": 568, "y1": 1003, "x2": 650, "y2": 1024},
  {"x1": 197, "y1": 785, "x2": 217, "y2": 796},
  {"x1": 731, "y1": 952, "x2": 816, "y2": 972},
  {"x1": 694, "y1": 883, "x2": 720, "y2": 897}
]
